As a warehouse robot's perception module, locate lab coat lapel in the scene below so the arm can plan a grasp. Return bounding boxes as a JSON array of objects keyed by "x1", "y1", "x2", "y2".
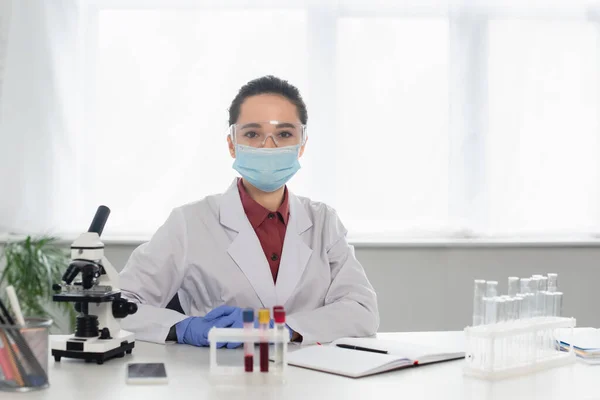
[
  {"x1": 276, "y1": 191, "x2": 313, "y2": 306},
  {"x1": 220, "y1": 179, "x2": 277, "y2": 308}
]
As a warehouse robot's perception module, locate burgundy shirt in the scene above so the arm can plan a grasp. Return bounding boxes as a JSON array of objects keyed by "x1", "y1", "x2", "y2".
[{"x1": 237, "y1": 178, "x2": 289, "y2": 283}]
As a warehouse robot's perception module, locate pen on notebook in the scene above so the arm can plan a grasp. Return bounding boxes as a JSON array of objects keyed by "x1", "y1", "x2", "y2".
[{"x1": 336, "y1": 344, "x2": 388, "y2": 354}]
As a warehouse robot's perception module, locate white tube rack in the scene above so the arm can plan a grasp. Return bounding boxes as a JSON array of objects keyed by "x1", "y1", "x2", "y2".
[
  {"x1": 464, "y1": 317, "x2": 575, "y2": 380},
  {"x1": 208, "y1": 327, "x2": 289, "y2": 378}
]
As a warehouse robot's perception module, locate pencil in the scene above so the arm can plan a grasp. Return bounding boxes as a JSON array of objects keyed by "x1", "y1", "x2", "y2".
[
  {"x1": 0, "y1": 330, "x2": 15, "y2": 381},
  {"x1": 0, "y1": 330, "x2": 24, "y2": 386},
  {"x1": 6, "y1": 286, "x2": 26, "y2": 326}
]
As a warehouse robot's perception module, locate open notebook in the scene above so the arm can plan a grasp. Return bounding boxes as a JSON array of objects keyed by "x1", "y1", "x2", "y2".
[
  {"x1": 557, "y1": 328, "x2": 600, "y2": 364},
  {"x1": 285, "y1": 337, "x2": 465, "y2": 378}
]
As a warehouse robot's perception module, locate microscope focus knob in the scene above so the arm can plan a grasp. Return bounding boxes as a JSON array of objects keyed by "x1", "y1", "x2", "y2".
[
  {"x1": 128, "y1": 302, "x2": 138, "y2": 314},
  {"x1": 100, "y1": 327, "x2": 112, "y2": 340},
  {"x1": 52, "y1": 284, "x2": 62, "y2": 292},
  {"x1": 112, "y1": 298, "x2": 138, "y2": 319}
]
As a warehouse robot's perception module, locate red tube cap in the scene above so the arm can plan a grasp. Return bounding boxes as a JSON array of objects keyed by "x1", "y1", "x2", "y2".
[{"x1": 274, "y1": 308, "x2": 286, "y2": 323}]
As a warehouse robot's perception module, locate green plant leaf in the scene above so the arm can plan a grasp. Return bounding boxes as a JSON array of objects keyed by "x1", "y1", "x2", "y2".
[{"x1": 1, "y1": 236, "x2": 74, "y2": 330}]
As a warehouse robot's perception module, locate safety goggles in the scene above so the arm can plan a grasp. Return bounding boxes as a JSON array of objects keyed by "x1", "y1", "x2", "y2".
[{"x1": 228, "y1": 120, "x2": 307, "y2": 148}]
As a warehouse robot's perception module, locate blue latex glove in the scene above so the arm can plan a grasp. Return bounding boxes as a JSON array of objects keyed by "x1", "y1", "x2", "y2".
[{"x1": 176, "y1": 305, "x2": 240, "y2": 347}]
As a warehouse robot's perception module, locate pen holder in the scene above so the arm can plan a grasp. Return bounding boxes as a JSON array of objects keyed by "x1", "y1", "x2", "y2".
[{"x1": 0, "y1": 317, "x2": 52, "y2": 392}]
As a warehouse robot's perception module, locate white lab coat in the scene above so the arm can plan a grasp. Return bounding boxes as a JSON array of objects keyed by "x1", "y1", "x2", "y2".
[{"x1": 119, "y1": 178, "x2": 379, "y2": 344}]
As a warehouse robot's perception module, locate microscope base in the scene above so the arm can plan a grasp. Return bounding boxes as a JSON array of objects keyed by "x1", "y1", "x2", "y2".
[{"x1": 51, "y1": 330, "x2": 135, "y2": 365}]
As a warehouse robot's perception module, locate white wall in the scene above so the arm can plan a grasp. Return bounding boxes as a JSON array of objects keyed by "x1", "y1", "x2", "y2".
[
  {"x1": 3, "y1": 241, "x2": 597, "y2": 333},
  {"x1": 104, "y1": 244, "x2": 600, "y2": 332}
]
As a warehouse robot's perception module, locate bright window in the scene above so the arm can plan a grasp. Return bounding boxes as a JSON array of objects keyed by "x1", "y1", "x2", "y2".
[
  {"x1": 91, "y1": 9, "x2": 308, "y2": 234},
  {"x1": 336, "y1": 18, "x2": 449, "y2": 235},
  {"x1": 487, "y1": 20, "x2": 600, "y2": 235},
  {"x1": 2, "y1": 1, "x2": 600, "y2": 241}
]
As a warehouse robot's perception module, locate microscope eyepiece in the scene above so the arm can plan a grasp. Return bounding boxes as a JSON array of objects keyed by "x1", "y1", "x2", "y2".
[{"x1": 88, "y1": 205, "x2": 110, "y2": 237}]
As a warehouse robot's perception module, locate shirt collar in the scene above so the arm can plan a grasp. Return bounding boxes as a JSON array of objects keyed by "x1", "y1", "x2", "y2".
[{"x1": 237, "y1": 178, "x2": 290, "y2": 229}]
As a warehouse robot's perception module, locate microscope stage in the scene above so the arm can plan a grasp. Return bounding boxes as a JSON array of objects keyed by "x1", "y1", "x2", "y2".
[{"x1": 53, "y1": 290, "x2": 121, "y2": 303}]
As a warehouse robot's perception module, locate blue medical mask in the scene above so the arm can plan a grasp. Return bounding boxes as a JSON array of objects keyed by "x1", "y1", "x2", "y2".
[{"x1": 232, "y1": 144, "x2": 301, "y2": 192}]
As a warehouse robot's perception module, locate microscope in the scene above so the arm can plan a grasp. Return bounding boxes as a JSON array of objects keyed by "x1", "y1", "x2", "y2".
[{"x1": 51, "y1": 205, "x2": 138, "y2": 365}]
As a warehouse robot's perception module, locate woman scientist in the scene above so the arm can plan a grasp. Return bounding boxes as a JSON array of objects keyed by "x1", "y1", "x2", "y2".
[{"x1": 119, "y1": 76, "x2": 379, "y2": 347}]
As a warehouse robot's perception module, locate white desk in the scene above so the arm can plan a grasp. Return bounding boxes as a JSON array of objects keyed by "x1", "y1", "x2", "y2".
[{"x1": 4, "y1": 331, "x2": 600, "y2": 400}]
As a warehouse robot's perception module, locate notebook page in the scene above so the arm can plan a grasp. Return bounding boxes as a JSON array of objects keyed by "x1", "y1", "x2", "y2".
[
  {"x1": 331, "y1": 337, "x2": 465, "y2": 363},
  {"x1": 557, "y1": 328, "x2": 600, "y2": 350},
  {"x1": 286, "y1": 345, "x2": 412, "y2": 378}
]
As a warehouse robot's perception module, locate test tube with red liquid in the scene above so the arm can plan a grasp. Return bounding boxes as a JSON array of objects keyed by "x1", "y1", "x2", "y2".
[{"x1": 243, "y1": 309, "x2": 254, "y2": 372}]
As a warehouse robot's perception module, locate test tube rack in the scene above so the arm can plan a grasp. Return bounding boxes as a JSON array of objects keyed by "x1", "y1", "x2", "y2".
[
  {"x1": 208, "y1": 327, "x2": 289, "y2": 377},
  {"x1": 464, "y1": 316, "x2": 575, "y2": 381}
]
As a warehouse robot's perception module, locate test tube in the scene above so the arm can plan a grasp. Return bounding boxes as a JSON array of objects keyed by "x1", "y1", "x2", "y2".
[
  {"x1": 486, "y1": 281, "x2": 498, "y2": 298},
  {"x1": 528, "y1": 292, "x2": 537, "y2": 318},
  {"x1": 484, "y1": 297, "x2": 497, "y2": 325},
  {"x1": 273, "y1": 306, "x2": 286, "y2": 372},
  {"x1": 553, "y1": 292, "x2": 563, "y2": 317},
  {"x1": 530, "y1": 276, "x2": 541, "y2": 317},
  {"x1": 544, "y1": 292, "x2": 555, "y2": 317},
  {"x1": 496, "y1": 298, "x2": 507, "y2": 323},
  {"x1": 242, "y1": 309, "x2": 254, "y2": 372},
  {"x1": 520, "y1": 278, "x2": 531, "y2": 294},
  {"x1": 538, "y1": 278, "x2": 548, "y2": 316},
  {"x1": 505, "y1": 297, "x2": 516, "y2": 321},
  {"x1": 508, "y1": 277, "x2": 519, "y2": 297},
  {"x1": 547, "y1": 273, "x2": 558, "y2": 292},
  {"x1": 540, "y1": 276, "x2": 548, "y2": 291},
  {"x1": 513, "y1": 296, "x2": 523, "y2": 320},
  {"x1": 258, "y1": 309, "x2": 270, "y2": 373},
  {"x1": 519, "y1": 290, "x2": 534, "y2": 319},
  {"x1": 517, "y1": 293, "x2": 529, "y2": 319},
  {"x1": 473, "y1": 280, "x2": 486, "y2": 326}
]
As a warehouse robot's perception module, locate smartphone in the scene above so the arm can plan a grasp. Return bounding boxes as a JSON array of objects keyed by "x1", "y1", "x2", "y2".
[{"x1": 126, "y1": 363, "x2": 168, "y2": 385}]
